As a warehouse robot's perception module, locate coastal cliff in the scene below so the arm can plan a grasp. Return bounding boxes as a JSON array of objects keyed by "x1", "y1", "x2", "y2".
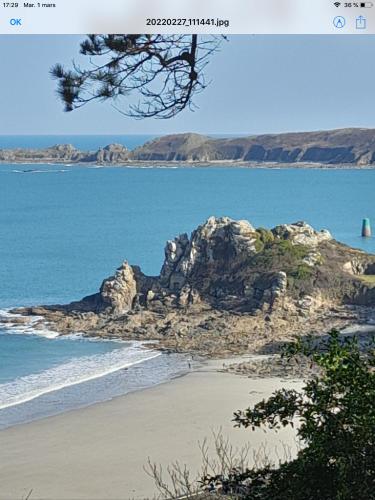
[
  {"x1": 3, "y1": 128, "x2": 375, "y2": 166},
  {"x1": 131, "y1": 128, "x2": 375, "y2": 165},
  {"x1": 5, "y1": 217, "x2": 375, "y2": 356}
]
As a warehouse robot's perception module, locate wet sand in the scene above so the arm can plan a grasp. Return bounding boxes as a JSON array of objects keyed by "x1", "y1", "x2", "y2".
[{"x1": 0, "y1": 360, "x2": 302, "y2": 500}]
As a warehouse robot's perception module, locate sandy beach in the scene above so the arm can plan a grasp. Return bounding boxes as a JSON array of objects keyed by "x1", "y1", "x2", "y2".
[{"x1": 0, "y1": 360, "x2": 302, "y2": 500}]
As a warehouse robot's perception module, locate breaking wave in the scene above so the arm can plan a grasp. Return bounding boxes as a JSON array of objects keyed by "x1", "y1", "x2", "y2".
[
  {"x1": 0, "y1": 309, "x2": 60, "y2": 338},
  {"x1": 0, "y1": 343, "x2": 161, "y2": 410}
]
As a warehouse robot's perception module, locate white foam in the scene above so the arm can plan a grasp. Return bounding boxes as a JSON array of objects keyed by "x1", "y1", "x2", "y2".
[
  {"x1": 12, "y1": 169, "x2": 68, "y2": 174},
  {"x1": 0, "y1": 344, "x2": 161, "y2": 410},
  {"x1": 0, "y1": 311, "x2": 60, "y2": 339},
  {"x1": 0, "y1": 309, "x2": 21, "y2": 318}
]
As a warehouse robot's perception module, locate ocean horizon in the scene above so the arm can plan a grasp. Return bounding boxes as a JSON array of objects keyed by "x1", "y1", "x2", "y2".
[
  {"x1": 0, "y1": 134, "x2": 157, "y2": 151},
  {"x1": 0, "y1": 133, "x2": 244, "y2": 152}
]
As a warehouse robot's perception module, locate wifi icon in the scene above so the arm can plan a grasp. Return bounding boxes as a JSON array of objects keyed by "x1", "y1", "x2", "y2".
[{"x1": 334, "y1": 1, "x2": 341, "y2": 6}]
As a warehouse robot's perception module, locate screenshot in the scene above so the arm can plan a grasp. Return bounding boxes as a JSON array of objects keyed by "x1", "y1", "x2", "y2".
[{"x1": 0, "y1": 1, "x2": 374, "y2": 499}]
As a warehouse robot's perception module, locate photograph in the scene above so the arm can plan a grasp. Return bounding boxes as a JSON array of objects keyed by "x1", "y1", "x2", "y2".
[{"x1": 0, "y1": 24, "x2": 374, "y2": 500}]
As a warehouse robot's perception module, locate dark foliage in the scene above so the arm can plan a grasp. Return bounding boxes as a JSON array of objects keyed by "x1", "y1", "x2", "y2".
[{"x1": 203, "y1": 331, "x2": 375, "y2": 499}]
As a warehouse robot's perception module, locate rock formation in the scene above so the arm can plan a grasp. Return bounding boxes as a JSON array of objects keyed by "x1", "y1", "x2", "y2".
[
  {"x1": 0, "y1": 144, "x2": 86, "y2": 163},
  {"x1": 5, "y1": 217, "x2": 375, "y2": 356},
  {"x1": 91, "y1": 144, "x2": 130, "y2": 163},
  {"x1": 0, "y1": 143, "x2": 130, "y2": 164},
  {"x1": 99, "y1": 262, "x2": 137, "y2": 314}
]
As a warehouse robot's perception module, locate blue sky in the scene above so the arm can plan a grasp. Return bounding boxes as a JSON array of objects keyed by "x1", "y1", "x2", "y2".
[{"x1": 1, "y1": 35, "x2": 375, "y2": 135}]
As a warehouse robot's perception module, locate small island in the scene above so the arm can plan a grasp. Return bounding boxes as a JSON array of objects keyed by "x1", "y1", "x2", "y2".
[{"x1": 4, "y1": 216, "x2": 375, "y2": 357}]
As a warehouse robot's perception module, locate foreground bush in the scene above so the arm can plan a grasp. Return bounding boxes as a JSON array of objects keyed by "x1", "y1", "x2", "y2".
[{"x1": 205, "y1": 330, "x2": 375, "y2": 499}]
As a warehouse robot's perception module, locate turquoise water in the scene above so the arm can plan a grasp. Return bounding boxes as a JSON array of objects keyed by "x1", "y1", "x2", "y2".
[
  {"x1": 1, "y1": 141, "x2": 375, "y2": 426},
  {"x1": 0, "y1": 330, "x2": 163, "y2": 413},
  {"x1": 1, "y1": 165, "x2": 374, "y2": 308},
  {"x1": 0, "y1": 333, "x2": 124, "y2": 384}
]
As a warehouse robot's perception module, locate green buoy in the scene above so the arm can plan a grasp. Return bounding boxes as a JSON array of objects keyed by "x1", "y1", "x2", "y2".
[{"x1": 362, "y1": 218, "x2": 372, "y2": 237}]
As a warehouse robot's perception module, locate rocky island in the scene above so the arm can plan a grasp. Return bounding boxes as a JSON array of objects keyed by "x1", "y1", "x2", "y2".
[
  {"x1": 4, "y1": 217, "x2": 375, "y2": 356},
  {"x1": 3, "y1": 127, "x2": 375, "y2": 167}
]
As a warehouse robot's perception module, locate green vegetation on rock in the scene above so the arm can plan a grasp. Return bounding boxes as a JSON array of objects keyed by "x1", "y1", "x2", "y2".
[
  {"x1": 289, "y1": 263, "x2": 314, "y2": 282},
  {"x1": 358, "y1": 274, "x2": 375, "y2": 287},
  {"x1": 250, "y1": 238, "x2": 315, "y2": 294},
  {"x1": 255, "y1": 227, "x2": 275, "y2": 252}
]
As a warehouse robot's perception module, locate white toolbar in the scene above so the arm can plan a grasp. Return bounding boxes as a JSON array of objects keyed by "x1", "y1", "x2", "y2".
[{"x1": 1, "y1": 0, "x2": 375, "y2": 34}]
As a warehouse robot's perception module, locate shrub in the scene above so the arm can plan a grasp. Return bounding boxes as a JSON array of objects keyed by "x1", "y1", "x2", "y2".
[
  {"x1": 226, "y1": 331, "x2": 375, "y2": 499},
  {"x1": 289, "y1": 263, "x2": 313, "y2": 281},
  {"x1": 256, "y1": 228, "x2": 275, "y2": 247}
]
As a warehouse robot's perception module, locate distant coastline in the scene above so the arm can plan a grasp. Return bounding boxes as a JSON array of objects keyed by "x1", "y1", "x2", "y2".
[
  {"x1": 3, "y1": 161, "x2": 375, "y2": 170},
  {"x1": 2, "y1": 127, "x2": 375, "y2": 167}
]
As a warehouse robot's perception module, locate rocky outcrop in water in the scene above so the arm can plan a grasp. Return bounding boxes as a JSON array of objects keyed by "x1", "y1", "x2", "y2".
[
  {"x1": 0, "y1": 143, "x2": 130, "y2": 164},
  {"x1": 0, "y1": 144, "x2": 86, "y2": 163},
  {"x1": 3, "y1": 128, "x2": 375, "y2": 166},
  {"x1": 5, "y1": 217, "x2": 375, "y2": 356}
]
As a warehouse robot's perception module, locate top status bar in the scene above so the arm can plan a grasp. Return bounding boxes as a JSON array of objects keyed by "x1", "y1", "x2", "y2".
[{"x1": 1, "y1": 0, "x2": 375, "y2": 34}]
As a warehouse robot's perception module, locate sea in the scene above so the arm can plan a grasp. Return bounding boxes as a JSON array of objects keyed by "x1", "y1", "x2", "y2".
[{"x1": 1, "y1": 134, "x2": 375, "y2": 429}]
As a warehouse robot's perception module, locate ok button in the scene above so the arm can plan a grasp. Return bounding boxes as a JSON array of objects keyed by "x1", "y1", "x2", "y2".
[{"x1": 9, "y1": 18, "x2": 22, "y2": 26}]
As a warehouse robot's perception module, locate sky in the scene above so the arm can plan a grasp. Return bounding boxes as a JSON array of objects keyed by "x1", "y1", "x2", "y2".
[{"x1": 1, "y1": 34, "x2": 375, "y2": 135}]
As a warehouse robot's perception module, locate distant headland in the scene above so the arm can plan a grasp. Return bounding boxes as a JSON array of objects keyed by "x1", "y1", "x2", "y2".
[{"x1": 2, "y1": 128, "x2": 375, "y2": 167}]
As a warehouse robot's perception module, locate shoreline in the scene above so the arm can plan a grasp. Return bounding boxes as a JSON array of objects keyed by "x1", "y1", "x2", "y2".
[
  {"x1": 0, "y1": 348, "x2": 163, "y2": 413},
  {"x1": 0, "y1": 358, "x2": 302, "y2": 500},
  {"x1": 0, "y1": 353, "x2": 191, "y2": 432},
  {"x1": 2, "y1": 160, "x2": 375, "y2": 169},
  {"x1": 0, "y1": 316, "x2": 192, "y2": 428}
]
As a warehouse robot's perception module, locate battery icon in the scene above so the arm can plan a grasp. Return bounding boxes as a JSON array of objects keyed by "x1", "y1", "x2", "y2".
[{"x1": 361, "y1": 2, "x2": 373, "y2": 7}]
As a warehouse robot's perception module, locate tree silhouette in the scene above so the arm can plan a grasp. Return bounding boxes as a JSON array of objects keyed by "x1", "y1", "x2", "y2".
[{"x1": 51, "y1": 34, "x2": 223, "y2": 119}]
